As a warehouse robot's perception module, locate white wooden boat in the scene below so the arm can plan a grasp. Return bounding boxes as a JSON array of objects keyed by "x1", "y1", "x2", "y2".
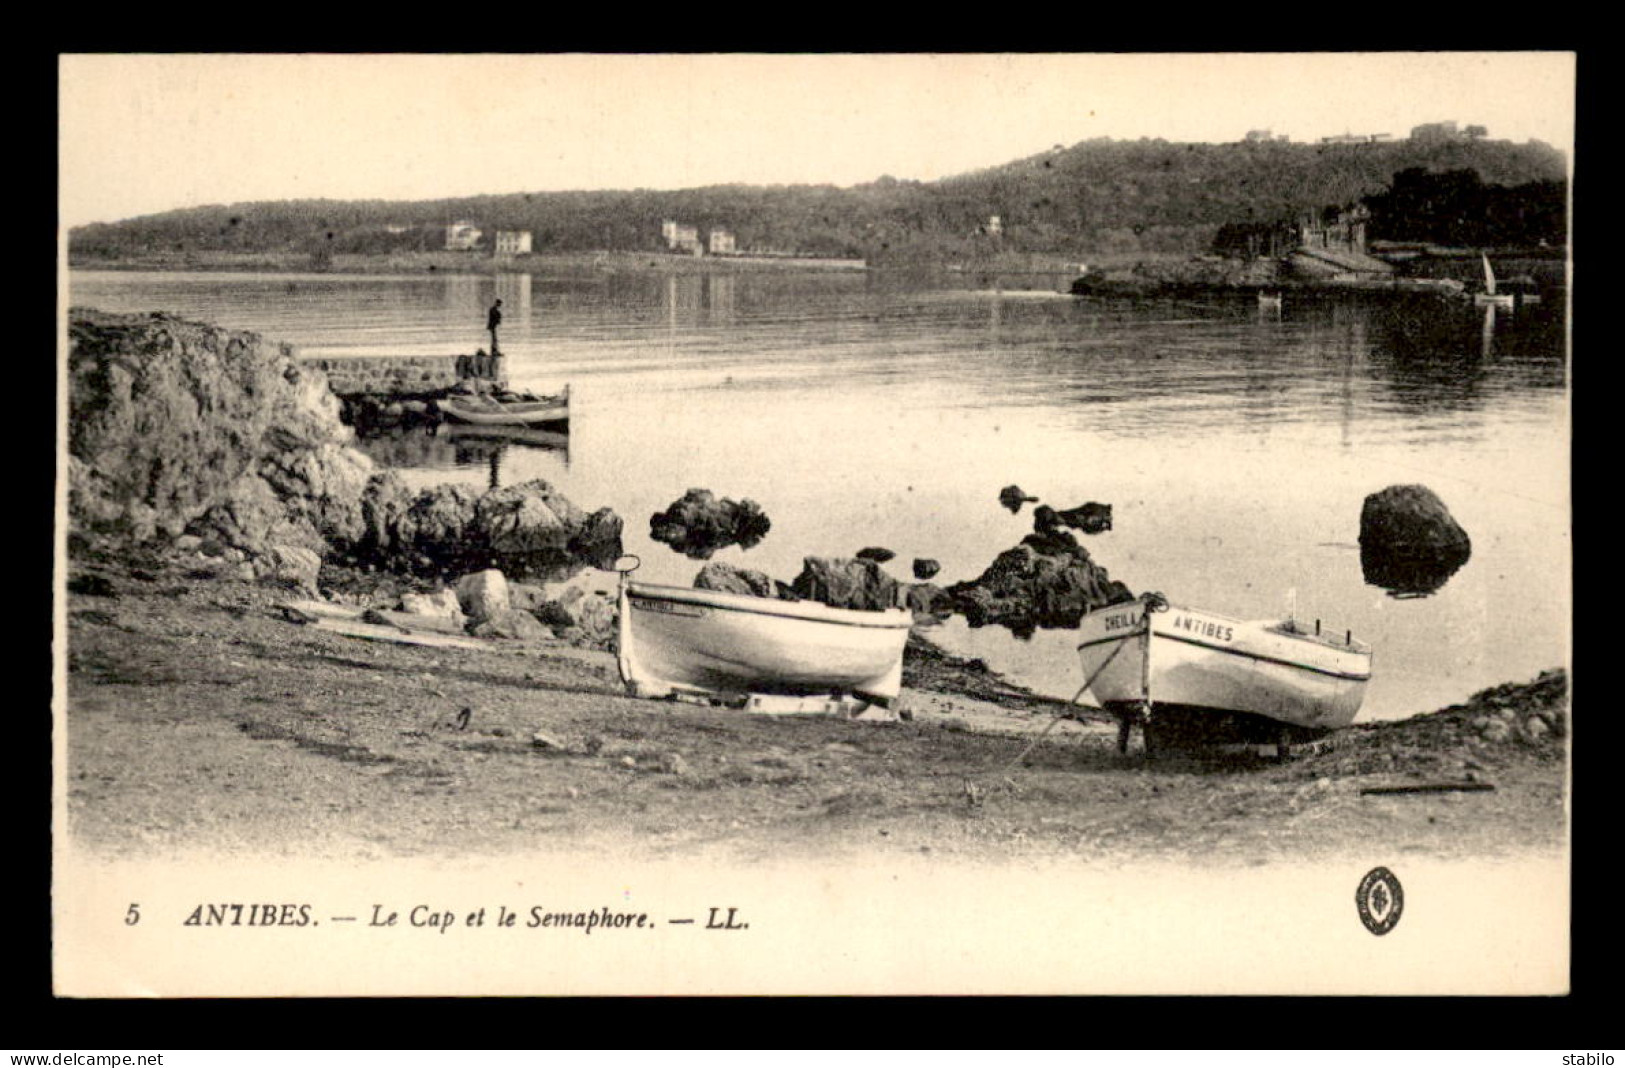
[
  {"x1": 438, "y1": 386, "x2": 569, "y2": 427},
  {"x1": 1074, "y1": 594, "x2": 1372, "y2": 750},
  {"x1": 1473, "y1": 253, "x2": 1514, "y2": 308},
  {"x1": 615, "y1": 564, "x2": 912, "y2": 712}
]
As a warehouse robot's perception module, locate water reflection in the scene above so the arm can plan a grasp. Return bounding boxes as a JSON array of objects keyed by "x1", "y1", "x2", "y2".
[
  {"x1": 1360, "y1": 545, "x2": 1471, "y2": 598},
  {"x1": 69, "y1": 268, "x2": 1569, "y2": 720},
  {"x1": 494, "y1": 273, "x2": 533, "y2": 330},
  {"x1": 349, "y1": 422, "x2": 569, "y2": 480},
  {"x1": 661, "y1": 273, "x2": 738, "y2": 328}
]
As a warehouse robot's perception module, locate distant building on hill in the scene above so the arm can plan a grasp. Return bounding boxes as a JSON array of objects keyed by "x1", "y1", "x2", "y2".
[
  {"x1": 445, "y1": 221, "x2": 482, "y2": 251},
  {"x1": 661, "y1": 219, "x2": 703, "y2": 255},
  {"x1": 494, "y1": 230, "x2": 533, "y2": 256},
  {"x1": 1213, "y1": 202, "x2": 1380, "y2": 265},
  {"x1": 1410, "y1": 120, "x2": 1485, "y2": 143},
  {"x1": 1299, "y1": 203, "x2": 1371, "y2": 255},
  {"x1": 707, "y1": 229, "x2": 736, "y2": 255},
  {"x1": 1320, "y1": 132, "x2": 1391, "y2": 145},
  {"x1": 1284, "y1": 204, "x2": 1392, "y2": 280}
]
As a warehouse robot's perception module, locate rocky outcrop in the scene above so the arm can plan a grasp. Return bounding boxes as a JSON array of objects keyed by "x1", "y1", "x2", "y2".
[
  {"x1": 69, "y1": 308, "x2": 362, "y2": 552},
  {"x1": 949, "y1": 528, "x2": 1134, "y2": 638},
  {"x1": 790, "y1": 557, "x2": 901, "y2": 612},
  {"x1": 693, "y1": 561, "x2": 779, "y2": 598},
  {"x1": 1055, "y1": 502, "x2": 1113, "y2": 534},
  {"x1": 855, "y1": 547, "x2": 896, "y2": 563},
  {"x1": 1359, "y1": 484, "x2": 1472, "y2": 595},
  {"x1": 346, "y1": 477, "x2": 622, "y2": 581},
  {"x1": 649, "y1": 489, "x2": 772, "y2": 560},
  {"x1": 68, "y1": 309, "x2": 624, "y2": 587},
  {"x1": 912, "y1": 558, "x2": 941, "y2": 581},
  {"x1": 904, "y1": 583, "x2": 954, "y2": 623}
]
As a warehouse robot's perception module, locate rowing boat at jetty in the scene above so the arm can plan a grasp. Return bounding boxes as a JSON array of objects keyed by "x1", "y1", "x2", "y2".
[{"x1": 437, "y1": 386, "x2": 570, "y2": 428}]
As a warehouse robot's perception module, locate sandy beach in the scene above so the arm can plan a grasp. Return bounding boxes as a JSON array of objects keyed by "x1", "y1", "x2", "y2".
[{"x1": 64, "y1": 555, "x2": 1568, "y2": 867}]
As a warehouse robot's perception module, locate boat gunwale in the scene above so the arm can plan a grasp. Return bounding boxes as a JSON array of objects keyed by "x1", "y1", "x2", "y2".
[
  {"x1": 626, "y1": 582, "x2": 913, "y2": 630},
  {"x1": 440, "y1": 397, "x2": 569, "y2": 415},
  {"x1": 1076, "y1": 605, "x2": 1372, "y2": 682},
  {"x1": 1080, "y1": 602, "x2": 1369, "y2": 652}
]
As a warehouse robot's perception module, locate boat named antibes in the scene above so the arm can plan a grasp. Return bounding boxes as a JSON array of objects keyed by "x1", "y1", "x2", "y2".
[{"x1": 1075, "y1": 594, "x2": 1372, "y2": 747}]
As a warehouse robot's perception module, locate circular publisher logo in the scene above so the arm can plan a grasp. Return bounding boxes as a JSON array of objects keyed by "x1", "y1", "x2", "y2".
[{"x1": 1356, "y1": 867, "x2": 1404, "y2": 936}]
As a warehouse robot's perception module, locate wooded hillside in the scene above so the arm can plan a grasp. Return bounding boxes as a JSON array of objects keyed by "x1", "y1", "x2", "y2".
[{"x1": 68, "y1": 135, "x2": 1569, "y2": 263}]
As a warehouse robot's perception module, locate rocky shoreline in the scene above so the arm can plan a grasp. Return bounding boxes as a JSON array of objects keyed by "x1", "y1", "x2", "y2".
[
  {"x1": 61, "y1": 307, "x2": 1568, "y2": 862},
  {"x1": 63, "y1": 557, "x2": 1567, "y2": 862}
]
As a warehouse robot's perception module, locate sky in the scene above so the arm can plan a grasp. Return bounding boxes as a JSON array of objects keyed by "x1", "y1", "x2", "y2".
[{"x1": 58, "y1": 52, "x2": 1576, "y2": 229}]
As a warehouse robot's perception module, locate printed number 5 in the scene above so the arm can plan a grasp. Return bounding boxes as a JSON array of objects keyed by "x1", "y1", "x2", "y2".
[{"x1": 125, "y1": 903, "x2": 140, "y2": 926}]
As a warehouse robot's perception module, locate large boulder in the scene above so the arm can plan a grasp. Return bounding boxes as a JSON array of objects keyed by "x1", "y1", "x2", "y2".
[
  {"x1": 537, "y1": 577, "x2": 619, "y2": 647},
  {"x1": 790, "y1": 557, "x2": 901, "y2": 611},
  {"x1": 649, "y1": 488, "x2": 772, "y2": 560},
  {"x1": 456, "y1": 569, "x2": 511, "y2": 622},
  {"x1": 391, "y1": 483, "x2": 484, "y2": 568},
  {"x1": 68, "y1": 308, "x2": 361, "y2": 547},
  {"x1": 473, "y1": 480, "x2": 623, "y2": 578},
  {"x1": 693, "y1": 561, "x2": 777, "y2": 598},
  {"x1": 948, "y1": 531, "x2": 1134, "y2": 638},
  {"x1": 1359, "y1": 485, "x2": 1472, "y2": 594}
]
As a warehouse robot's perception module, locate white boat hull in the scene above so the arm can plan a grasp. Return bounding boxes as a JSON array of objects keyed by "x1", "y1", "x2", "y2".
[
  {"x1": 1075, "y1": 599, "x2": 1372, "y2": 732},
  {"x1": 617, "y1": 581, "x2": 912, "y2": 705}
]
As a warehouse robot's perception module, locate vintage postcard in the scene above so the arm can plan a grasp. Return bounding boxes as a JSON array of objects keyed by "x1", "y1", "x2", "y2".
[{"x1": 55, "y1": 52, "x2": 1573, "y2": 997}]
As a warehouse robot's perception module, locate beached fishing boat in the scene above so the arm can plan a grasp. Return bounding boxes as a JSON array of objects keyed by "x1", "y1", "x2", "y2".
[
  {"x1": 615, "y1": 562, "x2": 912, "y2": 714},
  {"x1": 1074, "y1": 593, "x2": 1372, "y2": 751},
  {"x1": 437, "y1": 386, "x2": 570, "y2": 427},
  {"x1": 1474, "y1": 253, "x2": 1515, "y2": 308}
]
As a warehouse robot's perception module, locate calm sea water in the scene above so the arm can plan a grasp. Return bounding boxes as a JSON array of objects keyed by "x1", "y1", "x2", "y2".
[{"x1": 68, "y1": 268, "x2": 1570, "y2": 720}]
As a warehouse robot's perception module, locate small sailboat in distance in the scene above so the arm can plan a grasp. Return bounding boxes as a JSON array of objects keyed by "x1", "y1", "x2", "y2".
[{"x1": 1474, "y1": 253, "x2": 1515, "y2": 308}]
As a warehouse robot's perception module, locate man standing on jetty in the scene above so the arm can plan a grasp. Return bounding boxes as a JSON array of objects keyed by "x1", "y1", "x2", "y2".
[{"x1": 487, "y1": 298, "x2": 503, "y2": 355}]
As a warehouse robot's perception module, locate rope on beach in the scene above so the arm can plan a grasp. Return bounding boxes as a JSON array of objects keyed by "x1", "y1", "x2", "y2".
[{"x1": 1003, "y1": 634, "x2": 1134, "y2": 774}]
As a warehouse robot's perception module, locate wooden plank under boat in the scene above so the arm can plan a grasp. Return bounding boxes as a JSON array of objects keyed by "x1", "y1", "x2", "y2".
[
  {"x1": 615, "y1": 573, "x2": 912, "y2": 710},
  {"x1": 1074, "y1": 594, "x2": 1372, "y2": 742},
  {"x1": 438, "y1": 386, "x2": 570, "y2": 427}
]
